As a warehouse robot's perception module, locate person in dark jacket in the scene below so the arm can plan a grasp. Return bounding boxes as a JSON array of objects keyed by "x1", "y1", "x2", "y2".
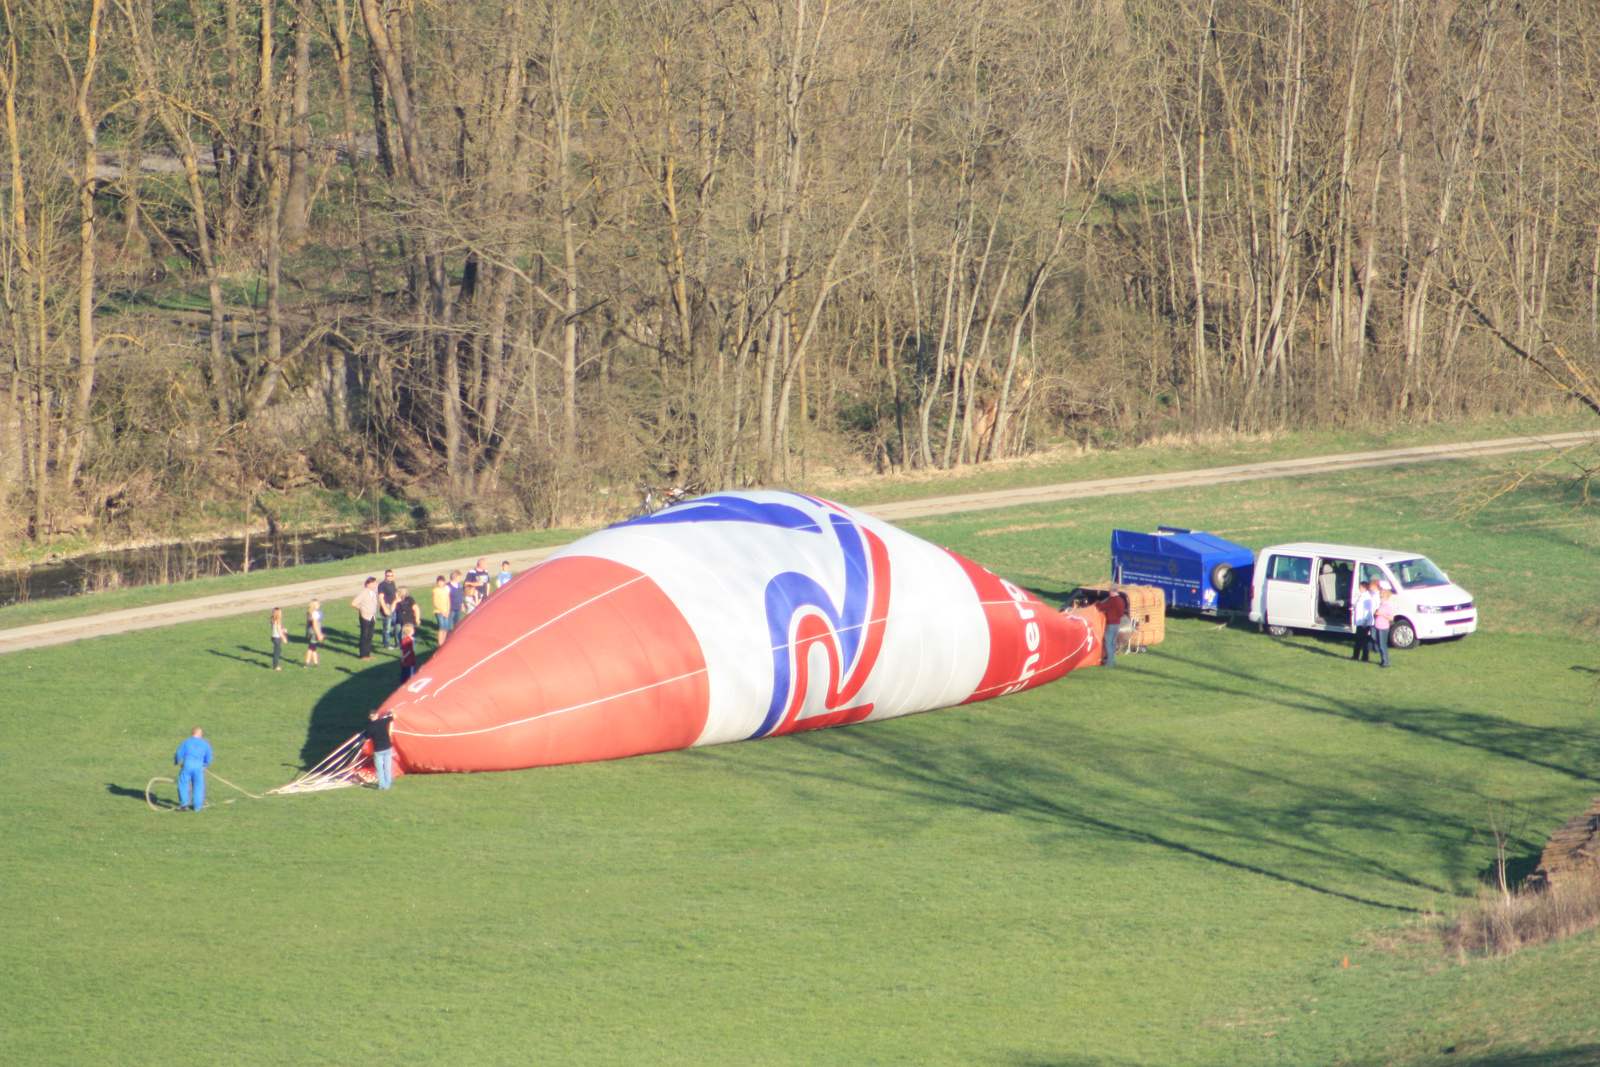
[{"x1": 367, "y1": 710, "x2": 396, "y2": 790}]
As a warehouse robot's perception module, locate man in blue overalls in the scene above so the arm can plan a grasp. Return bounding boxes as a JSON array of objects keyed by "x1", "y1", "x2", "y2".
[{"x1": 174, "y1": 728, "x2": 213, "y2": 811}]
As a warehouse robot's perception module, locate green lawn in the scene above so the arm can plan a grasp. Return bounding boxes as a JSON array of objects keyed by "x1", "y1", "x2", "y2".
[{"x1": 3, "y1": 460, "x2": 1599, "y2": 1064}]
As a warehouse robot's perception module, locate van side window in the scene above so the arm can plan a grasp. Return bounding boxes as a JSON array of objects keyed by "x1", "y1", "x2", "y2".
[
  {"x1": 1358, "y1": 563, "x2": 1385, "y2": 588},
  {"x1": 1268, "y1": 555, "x2": 1312, "y2": 583}
]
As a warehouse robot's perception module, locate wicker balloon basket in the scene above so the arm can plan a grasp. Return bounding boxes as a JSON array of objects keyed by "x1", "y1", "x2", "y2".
[{"x1": 1069, "y1": 582, "x2": 1166, "y2": 652}]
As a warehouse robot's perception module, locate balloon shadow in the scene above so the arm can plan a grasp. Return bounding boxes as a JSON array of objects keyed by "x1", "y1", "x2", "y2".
[{"x1": 298, "y1": 658, "x2": 405, "y2": 769}]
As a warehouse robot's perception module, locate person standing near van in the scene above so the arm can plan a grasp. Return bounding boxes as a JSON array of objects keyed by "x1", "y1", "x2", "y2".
[
  {"x1": 1372, "y1": 585, "x2": 1397, "y2": 668},
  {"x1": 1350, "y1": 579, "x2": 1376, "y2": 662}
]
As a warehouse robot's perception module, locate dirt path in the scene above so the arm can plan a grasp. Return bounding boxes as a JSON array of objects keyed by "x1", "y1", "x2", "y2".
[{"x1": 3, "y1": 429, "x2": 1594, "y2": 656}]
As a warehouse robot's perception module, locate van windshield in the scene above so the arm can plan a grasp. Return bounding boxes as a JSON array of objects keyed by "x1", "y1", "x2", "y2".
[{"x1": 1391, "y1": 557, "x2": 1449, "y2": 589}]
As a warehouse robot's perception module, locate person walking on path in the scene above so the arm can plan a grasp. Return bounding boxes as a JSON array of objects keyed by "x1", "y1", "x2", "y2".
[
  {"x1": 1373, "y1": 585, "x2": 1397, "y2": 668},
  {"x1": 352, "y1": 577, "x2": 379, "y2": 660},
  {"x1": 303, "y1": 600, "x2": 324, "y2": 667},
  {"x1": 495, "y1": 561, "x2": 514, "y2": 592},
  {"x1": 377, "y1": 569, "x2": 399, "y2": 650},
  {"x1": 174, "y1": 728, "x2": 213, "y2": 811},
  {"x1": 1100, "y1": 590, "x2": 1129, "y2": 668},
  {"x1": 269, "y1": 607, "x2": 287, "y2": 670},
  {"x1": 367, "y1": 711, "x2": 396, "y2": 790},
  {"x1": 399, "y1": 623, "x2": 417, "y2": 682},
  {"x1": 447, "y1": 570, "x2": 466, "y2": 632},
  {"x1": 431, "y1": 575, "x2": 451, "y2": 643},
  {"x1": 1350, "y1": 579, "x2": 1377, "y2": 662}
]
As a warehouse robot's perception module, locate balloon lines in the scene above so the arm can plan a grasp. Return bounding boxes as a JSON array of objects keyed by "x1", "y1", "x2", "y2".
[{"x1": 143, "y1": 769, "x2": 268, "y2": 812}]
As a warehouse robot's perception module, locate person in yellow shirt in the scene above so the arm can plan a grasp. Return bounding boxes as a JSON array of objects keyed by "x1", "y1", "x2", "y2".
[{"x1": 430, "y1": 575, "x2": 452, "y2": 644}]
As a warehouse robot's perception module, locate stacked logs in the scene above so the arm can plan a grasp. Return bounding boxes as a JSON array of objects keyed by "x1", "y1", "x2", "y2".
[{"x1": 1531, "y1": 798, "x2": 1600, "y2": 887}]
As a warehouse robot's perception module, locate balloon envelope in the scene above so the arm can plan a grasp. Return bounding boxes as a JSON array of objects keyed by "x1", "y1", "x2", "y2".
[{"x1": 378, "y1": 491, "x2": 1102, "y2": 773}]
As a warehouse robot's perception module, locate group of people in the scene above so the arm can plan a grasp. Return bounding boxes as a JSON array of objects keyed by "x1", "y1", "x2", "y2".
[
  {"x1": 266, "y1": 558, "x2": 516, "y2": 678},
  {"x1": 1349, "y1": 579, "x2": 1399, "y2": 668},
  {"x1": 428, "y1": 558, "x2": 514, "y2": 644},
  {"x1": 349, "y1": 569, "x2": 423, "y2": 661}
]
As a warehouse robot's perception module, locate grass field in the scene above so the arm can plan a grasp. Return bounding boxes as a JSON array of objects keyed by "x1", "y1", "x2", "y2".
[{"x1": 3, "y1": 458, "x2": 1600, "y2": 1064}]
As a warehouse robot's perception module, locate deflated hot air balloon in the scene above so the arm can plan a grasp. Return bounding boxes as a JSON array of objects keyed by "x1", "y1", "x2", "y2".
[{"x1": 310, "y1": 491, "x2": 1103, "y2": 781}]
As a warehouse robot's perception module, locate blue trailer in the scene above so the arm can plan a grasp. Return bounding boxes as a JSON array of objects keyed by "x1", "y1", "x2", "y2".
[{"x1": 1110, "y1": 527, "x2": 1256, "y2": 613}]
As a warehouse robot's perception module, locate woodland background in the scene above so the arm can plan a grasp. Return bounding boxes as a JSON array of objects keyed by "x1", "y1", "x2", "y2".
[{"x1": 3, "y1": 0, "x2": 1599, "y2": 549}]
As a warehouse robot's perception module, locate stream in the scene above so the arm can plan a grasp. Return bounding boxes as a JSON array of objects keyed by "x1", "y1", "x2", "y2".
[{"x1": 1, "y1": 527, "x2": 463, "y2": 607}]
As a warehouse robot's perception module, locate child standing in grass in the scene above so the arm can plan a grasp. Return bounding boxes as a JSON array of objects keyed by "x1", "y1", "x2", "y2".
[
  {"x1": 304, "y1": 599, "x2": 324, "y2": 667},
  {"x1": 399, "y1": 623, "x2": 417, "y2": 682},
  {"x1": 270, "y1": 607, "x2": 287, "y2": 671}
]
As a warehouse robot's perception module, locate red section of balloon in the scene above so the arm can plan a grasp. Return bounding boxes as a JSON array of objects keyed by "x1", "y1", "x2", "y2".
[{"x1": 394, "y1": 556, "x2": 711, "y2": 774}]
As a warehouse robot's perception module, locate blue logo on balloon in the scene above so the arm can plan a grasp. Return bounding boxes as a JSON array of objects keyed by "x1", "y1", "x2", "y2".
[{"x1": 619, "y1": 493, "x2": 877, "y2": 738}]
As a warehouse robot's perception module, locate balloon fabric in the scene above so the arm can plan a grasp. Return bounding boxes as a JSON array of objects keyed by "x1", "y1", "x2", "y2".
[{"x1": 371, "y1": 491, "x2": 1103, "y2": 775}]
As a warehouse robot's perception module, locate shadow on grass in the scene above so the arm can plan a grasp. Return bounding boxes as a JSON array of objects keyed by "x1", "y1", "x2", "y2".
[
  {"x1": 1152, "y1": 648, "x2": 1600, "y2": 784},
  {"x1": 206, "y1": 648, "x2": 271, "y2": 669},
  {"x1": 696, "y1": 639, "x2": 1600, "y2": 911},
  {"x1": 297, "y1": 656, "x2": 404, "y2": 768},
  {"x1": 753, "y1": 720, "x2": 1432, "y2": 912},
  {"x1": 1405, "y1": 1045, "x2": 1600, "y2": 1067},
  {"x1": 1475, "y1": 849, "x2": 1545, "y2": 890},
  {"x1": 106, "y1": 782, "x2": 173, "y2": 808}
]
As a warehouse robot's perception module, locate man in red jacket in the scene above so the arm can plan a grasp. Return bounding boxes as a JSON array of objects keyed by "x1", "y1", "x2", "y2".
[{"x1": 1099, "y1": 590, "x2": 1129, "y2": 668}]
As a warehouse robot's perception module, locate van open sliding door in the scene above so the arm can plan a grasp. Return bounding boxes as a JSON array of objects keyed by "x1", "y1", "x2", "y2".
[{"x1": 1263, "y1": 554, "x2": 1315, "y2": 629}]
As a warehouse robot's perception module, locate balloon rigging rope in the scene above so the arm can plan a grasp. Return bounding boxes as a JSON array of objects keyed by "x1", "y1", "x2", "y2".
[
  {"x1": 143, "y1": 769, "x2": 269, "y2": 811},
  {"x1": 147, "y1": 733, "x2": 370, "y2": 809}
]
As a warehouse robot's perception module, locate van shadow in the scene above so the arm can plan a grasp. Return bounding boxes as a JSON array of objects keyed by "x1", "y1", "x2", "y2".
[{"x1": 298, "y1": 657, "x2": 405, "y2": 769}]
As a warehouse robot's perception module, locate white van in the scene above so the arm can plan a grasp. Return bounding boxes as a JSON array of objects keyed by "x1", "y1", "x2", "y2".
[{"x1": 1247, "y1": 542, "x2": 1476, "y2": 649}]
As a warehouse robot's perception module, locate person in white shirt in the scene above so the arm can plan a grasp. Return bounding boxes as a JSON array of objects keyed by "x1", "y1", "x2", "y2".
[{"x1": 1350, "y1": 579, "x2": 1377, "y2": 662}]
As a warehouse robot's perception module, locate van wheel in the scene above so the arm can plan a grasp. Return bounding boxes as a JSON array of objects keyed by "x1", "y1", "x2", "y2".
[
  {"x1": 1389, "y1": 618, "x2": 1418, "y2": 650},
  {"x1": 1266, "y1": 625, "x2": 1290, "y2": 637}
]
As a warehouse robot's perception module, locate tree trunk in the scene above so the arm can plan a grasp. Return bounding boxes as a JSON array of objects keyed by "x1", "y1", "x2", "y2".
[
  {"x1": 62, "y1": 0, "x2": 107, "y2": 494},
  {"x1": 282, "y1": 11, "x2": 311, "y2": 241}
]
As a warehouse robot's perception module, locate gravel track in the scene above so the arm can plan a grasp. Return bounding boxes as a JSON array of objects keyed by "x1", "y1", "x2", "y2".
[{"x1": 3, "y1": 429, "x2": 1595, "y2": 656}]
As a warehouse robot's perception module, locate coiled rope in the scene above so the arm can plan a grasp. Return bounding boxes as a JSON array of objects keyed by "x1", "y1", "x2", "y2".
[
  {"x1": 145, "y1": 731, "x2": 370, "y2": 811},
  {"x1": 143, "y1": 769, "x2": 271, "y2": 811}
]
